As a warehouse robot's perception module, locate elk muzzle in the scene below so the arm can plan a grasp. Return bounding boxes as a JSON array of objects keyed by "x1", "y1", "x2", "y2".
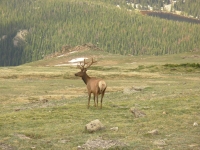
[
  {"x1": 75, "y1": 73, "x2": 78, "y2": 76},
  {"x1": 75, "y1": 71, "x2": 83, "y2": 77}
]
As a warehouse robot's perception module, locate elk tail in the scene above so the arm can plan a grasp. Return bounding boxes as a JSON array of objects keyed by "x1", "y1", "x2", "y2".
[{"x1": 98, "y1": 80, "x2": 107, "y2": 93}]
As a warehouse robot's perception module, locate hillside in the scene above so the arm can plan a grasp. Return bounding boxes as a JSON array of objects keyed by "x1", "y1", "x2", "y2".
[
  {"x1": 23, "y1": 43, "x2": 200, "y2": 67},
  {"x1": 0, "y1": 0, "x2": 200, "y2": 66}
]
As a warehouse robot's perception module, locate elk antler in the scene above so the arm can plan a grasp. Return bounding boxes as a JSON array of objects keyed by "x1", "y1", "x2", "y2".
[
  {"x1": 85, "y1": 58, "x2": 97, "y2": 69},
  {"x1": 77, "y1": 58, "x2": 97, "y2": 69},
  {"x1": 77, "y1": 60, "x2": 86, "y2": 69}
]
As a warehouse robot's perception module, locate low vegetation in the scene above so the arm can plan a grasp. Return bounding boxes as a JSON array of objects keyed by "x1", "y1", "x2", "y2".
[
  {"x1": 0, "y1": 50, "x2": 200, "y2": 149},
  {"x1": 164, "y1": 63, "x2": 200, "y2": 68}
]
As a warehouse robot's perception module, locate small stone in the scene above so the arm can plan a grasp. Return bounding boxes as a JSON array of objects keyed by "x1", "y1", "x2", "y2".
[
  {"x1": 153, "y1": 140, "x2": 167, "y2": 146},
  {"x1": 189, "y1": 144, "x2": 199, "y2": 148},
  {"x1": 31, "y1": 146, "x2": 36, "y2": 149},
  {"x1": 77, "y1": 146, "x2": 83, "y2": 150},
  {"x1": 148, "y1": 129, "x2": 159, "y2": 135},
  {"x1": 193, "y1": 122, "x2": 198, "y2": 126},
  {"x1": 130, "y1": 107, "x2": 146, "y2": 118},
  {"x1": 110, "y1": 127, "x2": 118, "y2": 131}
]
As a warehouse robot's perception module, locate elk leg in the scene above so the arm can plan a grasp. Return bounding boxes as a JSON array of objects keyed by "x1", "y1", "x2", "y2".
[
  {"x1": 100, "y1": 90, "x2": 105, "y2": 109},
  {"x1": 100, "y1": 94, "x2": 103, "y2": 109},
  {"x1": 96, "y1": 94, "x2": 98, "y2": 107},
  {"x1": 88, "y1": 93, "x2": 91, "y2": 109},
  {"x1": 93, "y1": 93, "x2": 96, "y2": 107}
]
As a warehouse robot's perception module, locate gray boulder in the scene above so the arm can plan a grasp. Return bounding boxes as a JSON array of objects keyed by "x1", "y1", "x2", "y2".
[
  {"x1": 130, "y1": 107, "x2": 146, "y2": 118},
  {"x1": 85, "y1": 119, "x2": 104, "y2": 133}
]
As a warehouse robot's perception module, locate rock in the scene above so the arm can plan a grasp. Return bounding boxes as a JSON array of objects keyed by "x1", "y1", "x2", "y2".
[
  {"x1": 85, "y1": 119, "x2": 104, "y2": 133},
  {"x1": 148, "y1": 129, "x2": 159, "y2": 135},
  {"x1": 31, "y1": 146, "x2": 36, "y2": 149},
  {"x1": 16, "y1": 134, "x2": 31, "y2": 140},
  {"x1": 189, "y1": 144, "x2": 199, "y2": 148},
  {"x1": 130, "y1": 107, "x2": 146, "y2": 118},
  {"x1": 59, "y1": 139, "x2": 70, "y2": 143},
  {"x1": 13, "y1": 29, "x2": 28, "y2": 47},
  {"x1": 77, "y1": 145, "x2": 83, "y2": 150},
  {"x1": 153, "y1": 140, "x2": 167, "y2": 146},
  {"x1": 123, "y1": 86, "x2": 144, "y2": 94},
  {"x1": 79, "y1": 137, "x2": 128, "y2": 149},
  {"x1": 193, "y1": 122, "x2": 198, "y2": 126},
  {"x1": 110, "y1": 127, "x2": 118, "y2": 131}
]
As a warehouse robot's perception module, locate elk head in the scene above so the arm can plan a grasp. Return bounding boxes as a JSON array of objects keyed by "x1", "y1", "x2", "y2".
[{"x1": 75, "y1": 58, "x2": 97, "y2": 77}]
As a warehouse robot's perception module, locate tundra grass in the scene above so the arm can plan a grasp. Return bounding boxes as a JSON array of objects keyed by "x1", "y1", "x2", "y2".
[{"x1": 0, "y1": 54, "x2": 200, "y2": 149}]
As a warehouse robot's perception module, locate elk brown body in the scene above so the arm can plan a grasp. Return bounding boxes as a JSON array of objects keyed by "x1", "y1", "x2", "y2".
[{"x1": 75, "y1": 58, "x2": 107, "y2": 109}]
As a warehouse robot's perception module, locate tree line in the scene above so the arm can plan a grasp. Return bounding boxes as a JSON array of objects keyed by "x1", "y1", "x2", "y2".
[
  {"x1": 126, "y1": 0, "x2": 200, "y2": 18},
  {"x1": 174, "y1": 0, "x2": 200, "y2": 18},
  {"x1": 0, "y1": 0, "x2": 200, "y2": 66}
]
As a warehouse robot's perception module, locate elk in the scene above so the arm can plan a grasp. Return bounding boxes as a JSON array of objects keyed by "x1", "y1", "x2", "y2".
[{"x1": 75, "y1": 58, "x2": 107, "y2": 109}]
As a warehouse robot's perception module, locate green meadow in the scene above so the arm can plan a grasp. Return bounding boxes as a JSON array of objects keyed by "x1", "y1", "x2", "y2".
[{"x1": 0, "y1": 50, "x2": 200, "y2": 149}]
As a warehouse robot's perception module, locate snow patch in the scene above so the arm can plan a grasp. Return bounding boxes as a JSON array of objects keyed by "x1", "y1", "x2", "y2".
[
  {"x1": 68, "y1": 57, "x2": 88, "y2": 63},
  {"x1": 54, "y1": 64, "x2": 72, "y2": 66},
  {"x1": 54, "y1": 57, "x2": 88, "y2": 66}
]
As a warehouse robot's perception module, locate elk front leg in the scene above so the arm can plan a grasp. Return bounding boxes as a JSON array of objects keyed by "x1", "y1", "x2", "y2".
[
  {"x1": 88, "y1": 93, "x2": 91, "y2": 109},
  {"x1": 96, "y1": 94, "x2": 98, "y2": 107},
  {"x1": 93, "y1": 93, "x2": 96, "y2": 107}
]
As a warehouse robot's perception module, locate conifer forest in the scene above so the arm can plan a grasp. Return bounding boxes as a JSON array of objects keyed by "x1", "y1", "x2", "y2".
[{"x1": 0, "y1": 0, "x2": 200, "y2": 66}]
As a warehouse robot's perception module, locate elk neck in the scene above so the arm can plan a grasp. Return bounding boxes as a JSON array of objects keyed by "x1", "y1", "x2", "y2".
[{"x1": 82, "y1": 73, "x2": 91, "y2": 85}]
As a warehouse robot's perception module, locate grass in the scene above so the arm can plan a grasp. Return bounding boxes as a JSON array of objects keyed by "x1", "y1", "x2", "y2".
[{"x1": 0, "y1": 51, "x2": 200, "y2": 149}]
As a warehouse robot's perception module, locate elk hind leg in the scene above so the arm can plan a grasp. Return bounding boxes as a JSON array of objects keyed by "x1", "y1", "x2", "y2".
[{"x1": 100, "y1": 89, "x2": 106, "y2": 109}]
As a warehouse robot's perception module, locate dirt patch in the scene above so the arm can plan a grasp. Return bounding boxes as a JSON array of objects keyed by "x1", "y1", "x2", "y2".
[
  {"x1": 0, "y1": 143, "x2": 16, "y2": 150},
  {"x1": 78, "y1": 137, "x2": 128, "y2": 149},
  {"x1": 123, "y1": 86, "x2": 145, "y2": 94},
  {"x1": 16, "y1": 134, "x2": 31, "y2": 140}
]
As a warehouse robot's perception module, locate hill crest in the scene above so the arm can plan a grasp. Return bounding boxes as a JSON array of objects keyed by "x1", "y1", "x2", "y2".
[{"x1": 27, "y1": 43, "x2": 107, "y2": 67}]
